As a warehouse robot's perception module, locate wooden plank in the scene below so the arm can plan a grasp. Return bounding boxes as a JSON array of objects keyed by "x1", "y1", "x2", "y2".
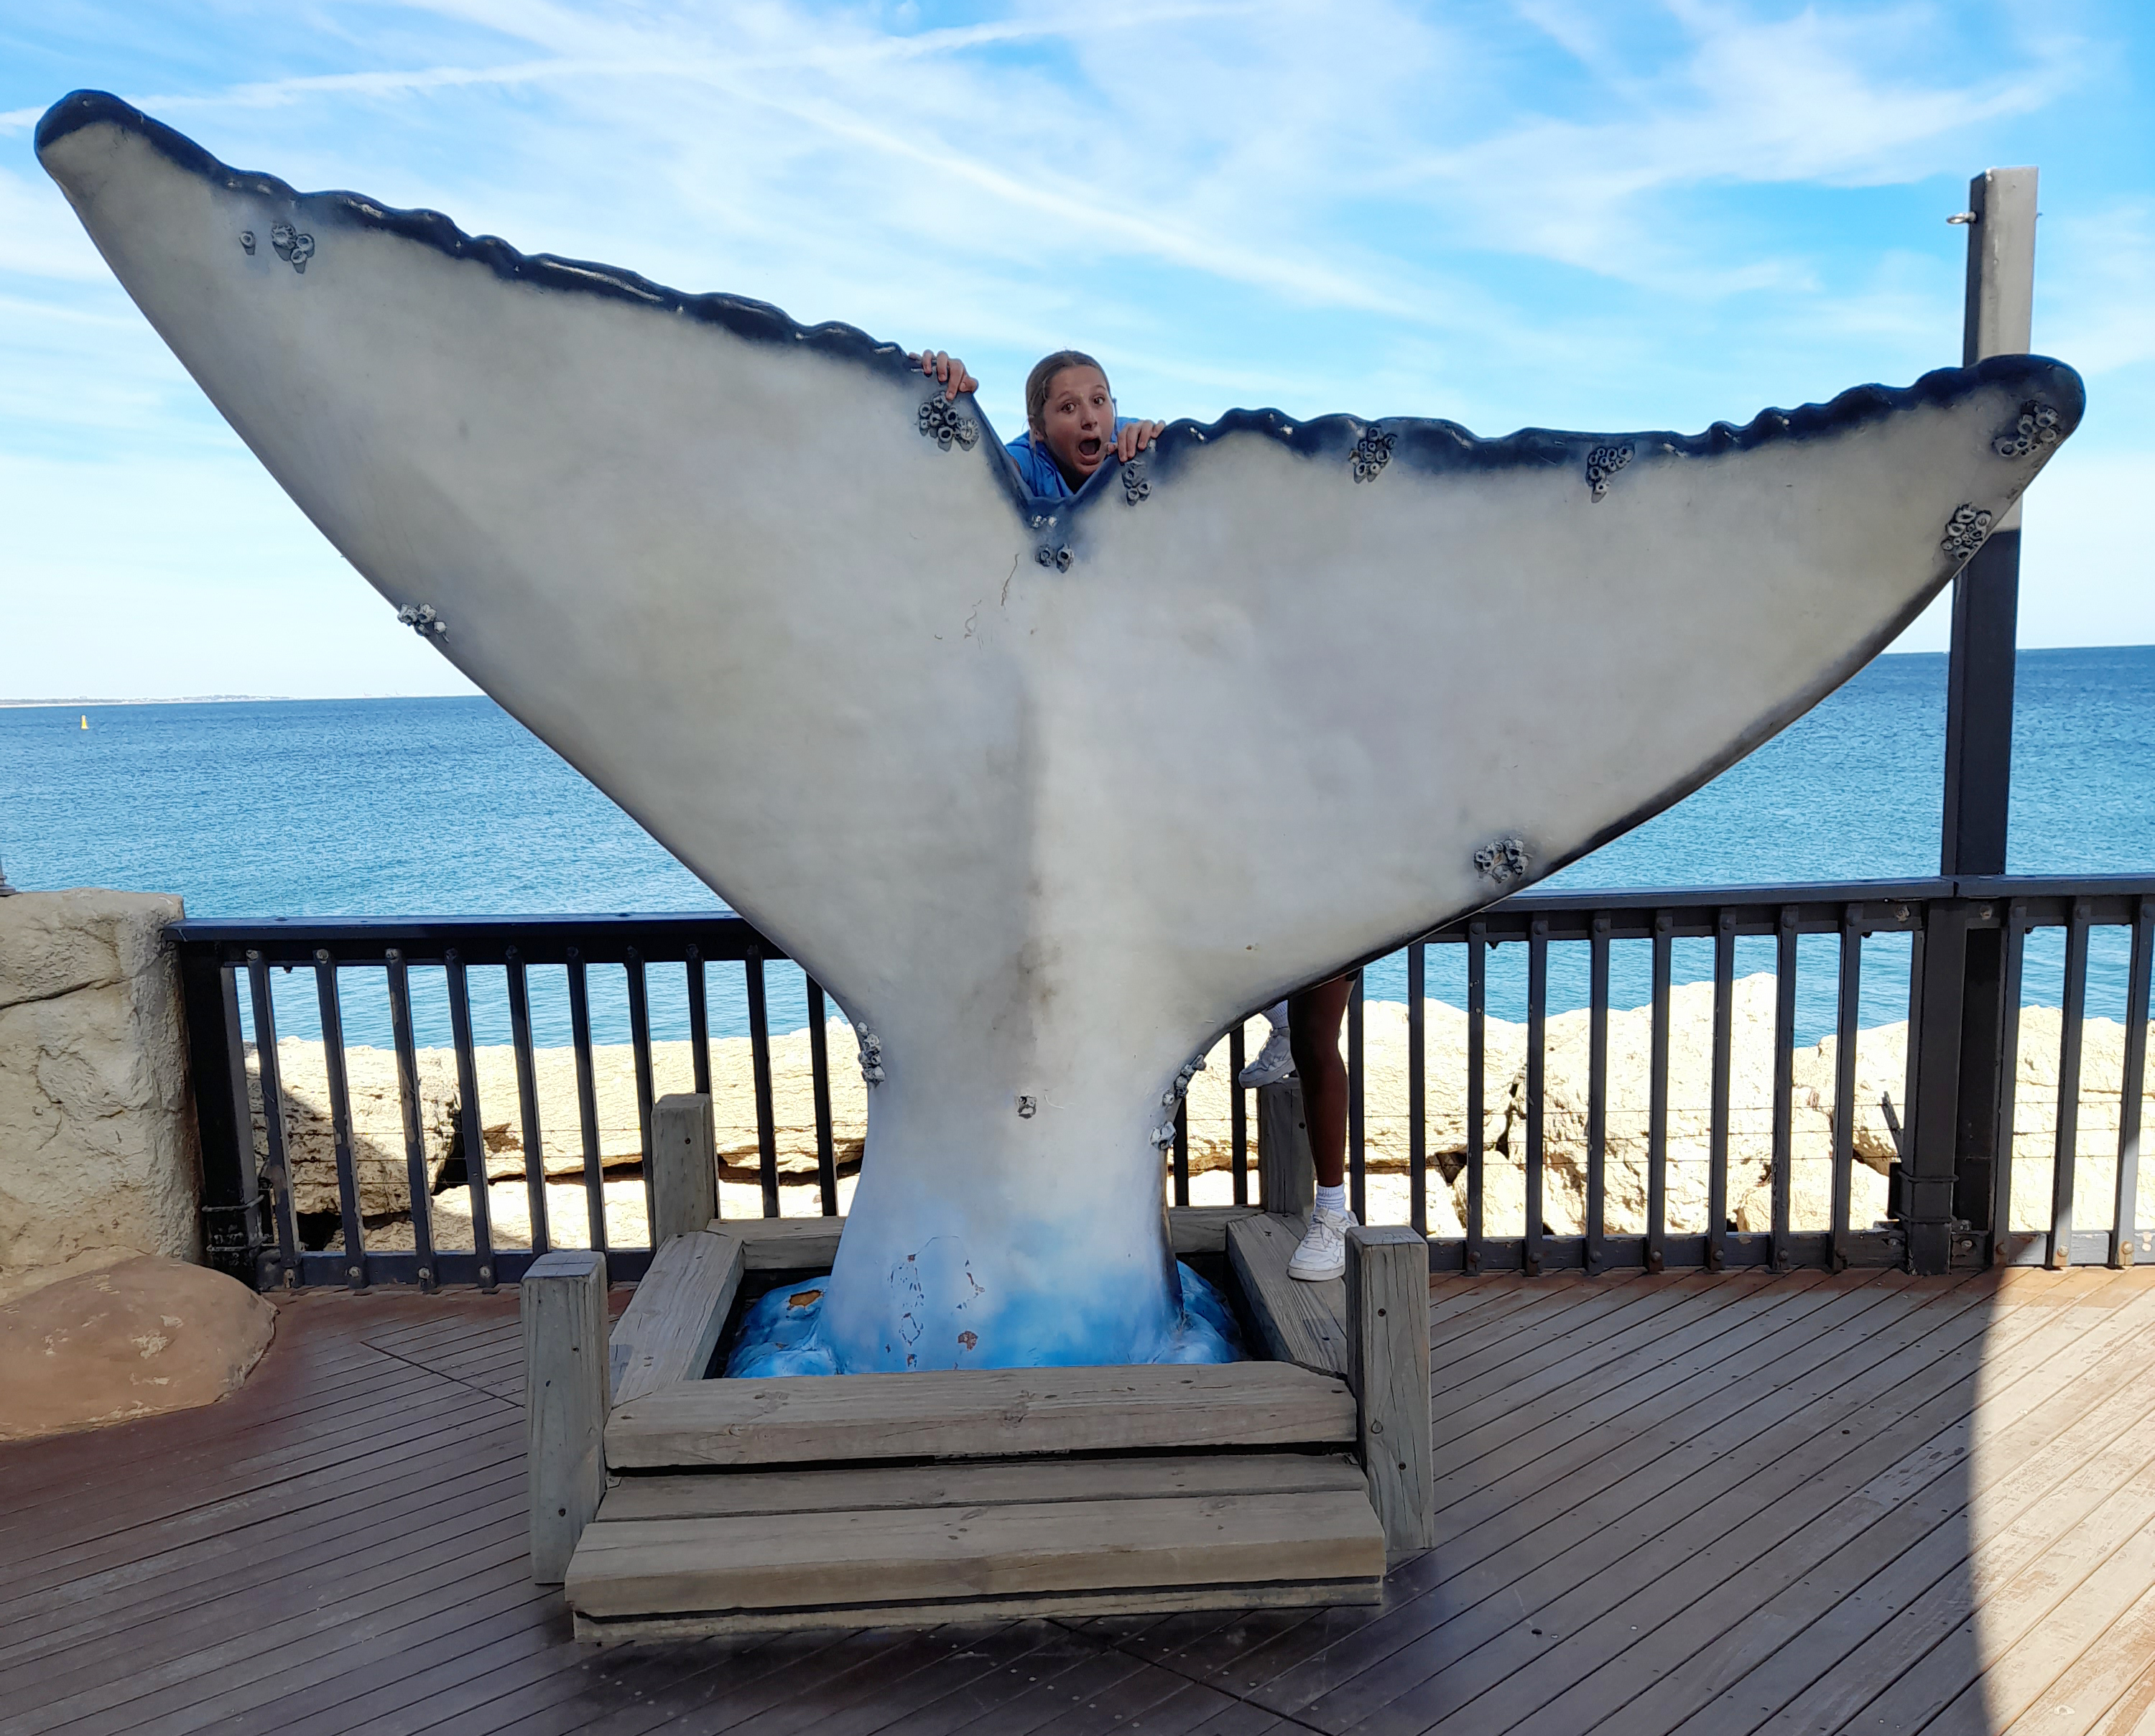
[
  {"x1": 1595, "y1": 1309, "x2": 2155, "y2": 1735},
  {"x1": 303, "y1": 1603, "x2": 867, "y2": 1736},
  {"x1": 9, "y1": 1498, "x2": 535, "y2": 1729},
  {"x1": 648, "y1": 1092, "x2": 716, "y2": 1242},
  {"x1": 574, "y1": 1576, "x2": 1382, "y2": 1643},
  {"x1": 1346, "y1": 1225, "x2": 1434, "y2": 1556},
  {"x1": 520, "y1": 1249, "x2": 608, "y2": 1584},
  {"x1": 0, "y1": 1446, "x2": 527, "y2": 1665},
  {"x1": 721, "y1": 1206, "x2": 1266, "y2": 1274},
  {"x1": 1256, "y1": 1082, "x2": 1316, "y2": 1220},
  {"x1": 726, "y1": 1215, "x2": 843, "y2": 1272},
  {"x1": 0, "y1": 1380, "x2": 519, "y2": 1595},
  {"x1": 606, "y1": 1229, "x2": 743, "y2": 1406},
  {"x1": 605, "y1": 1360, "x2": 1357, "y2": 1468},
  {"x1": 1228, "y1": 1213, "x2": 1349, "y2": 1376},
  {"x1": 1432, "y1": 1271, "x2": 1835, "y2": 1453},
  {"x1": 1242, "y1": 1273, "x2": 2001, "y2": 1724},
  {"x1": 1822, "y1": 1406, "x2": 2155, "y2": 1735},
  {"x1": 527, "y1": 1622, "x2": 1020, "y2": 1736},
  {"x1": 598, "y1": 1452, "x2": 1368, "y2": 1522},
  {"x1": 1991, "y1": 1577, "x2": 2155, "y2": 1734},
  {"x1": 1383, "y1": 1281, "x2": 2149, "y2": 1736},
  {"x1": 1429, "y1": 1273, "x2": 1707, "y2": 1388},
  {"x1": 565, "y1": 1489, "x2": 1385, "y2": 1619},
  {"x1": 1173, "y1": 1204, "x2": 1267, "y2": 1253}
]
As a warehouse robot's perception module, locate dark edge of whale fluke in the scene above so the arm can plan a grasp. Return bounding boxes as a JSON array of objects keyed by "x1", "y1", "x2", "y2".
[{"x1": 38, "y1": 89, "x2": 2085, "y2": 509}]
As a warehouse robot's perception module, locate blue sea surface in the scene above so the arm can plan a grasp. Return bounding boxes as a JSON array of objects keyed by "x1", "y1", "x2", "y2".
[{"x1": 4, "y1": 646, "x2": 2151, "y2": 1050}]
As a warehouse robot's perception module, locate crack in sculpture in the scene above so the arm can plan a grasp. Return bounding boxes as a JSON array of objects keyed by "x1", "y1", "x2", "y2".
[{"x1": 35, "y1": 90, "x2": 2083, "y2": 1371}]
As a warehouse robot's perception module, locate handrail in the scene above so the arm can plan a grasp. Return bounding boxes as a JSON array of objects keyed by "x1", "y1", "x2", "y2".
[{"x1": 172, "y1": 873, "x2": 2154, "y2": 1293}]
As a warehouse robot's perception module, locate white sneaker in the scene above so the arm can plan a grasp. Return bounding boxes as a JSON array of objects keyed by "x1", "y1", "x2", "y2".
[
  {"x1": 1288, "y1": 1206, "x2": 1356, "y2": 1281},
  {"x1": 1239, "y1": 1024, "x2": 1296, "y2": 1087}
]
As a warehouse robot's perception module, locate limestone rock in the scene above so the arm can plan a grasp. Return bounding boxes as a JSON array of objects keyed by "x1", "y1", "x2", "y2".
[
  {"x1": 1526, "y1": 975, "x2": 1834, "y2": 1237},
  {"x1": 0, "y1": 1255, "x2": 274, "y2": 1441},
  {"x1": 246, "y1": 1039, "x2": 460, "y2": 1217},
  {"x1": 1734, "y1": 1158, "x2": 1891, "y2": 1235},
  {"x1": 1179, "y1": 1006, "x2": 1521, "y2": 1180},
  {"x1": 1794, "y1": 1023, "x2": 1910, "y2": 1169},
  {"x1": 468, "y1": 1027, "x2": 869, "y2": 1186},
  {"x1": 363, "y1": 1169, "x2": 860, "y2": 1253},
  {"x1": 0, "y1": 889, "x2": 200, "y2": 1304}
]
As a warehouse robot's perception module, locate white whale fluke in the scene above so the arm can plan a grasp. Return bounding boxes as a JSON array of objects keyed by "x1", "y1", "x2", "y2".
[{"x1": 39, "y1": 92, "x2": 2082, "y2": 1370}]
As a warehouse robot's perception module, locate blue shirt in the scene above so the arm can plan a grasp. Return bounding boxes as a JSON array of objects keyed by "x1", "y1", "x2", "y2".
[{"x1": 1006, "y1": 419, "x2": 1139, "y2": 499}]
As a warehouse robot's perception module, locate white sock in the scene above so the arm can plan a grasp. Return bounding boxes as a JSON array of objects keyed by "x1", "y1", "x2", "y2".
[
  {"x1": 1263, "y1": 1001, "x2": 1289, "y2": 1032},
  {"x1": 1315, "y1": 1183, "x2": 1347, "y2": 1217}
]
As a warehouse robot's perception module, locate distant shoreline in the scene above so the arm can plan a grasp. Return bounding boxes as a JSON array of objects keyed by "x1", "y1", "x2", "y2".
[
  {"x1": 0, "y1": 694, "x2": 468, "y2": 708},
  {"x1": 6, "y1": 647, "x2": 2146, "y2": 711},
  {"x1": 0, "y1": 695, "x2": 289, "y2": 708}
]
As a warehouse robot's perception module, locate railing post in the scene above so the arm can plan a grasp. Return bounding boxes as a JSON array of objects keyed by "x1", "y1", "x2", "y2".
[
  {"x1": 1346, "y1": 1224, "x2": 1434, "y2": 1556},
  {"x1": 524, "y1": 1249, "x2": 609, "y2": 1584},
  {"x1": 1906, "y1": 901, "x2": 1979, "y2": 1274},
  {"x1": 651, "y1": 1092, "x2": 718, "y2": 1241},
  {"x1": 1940, "y1": 165, "x2": 2036, "y2": 1263},
  {"x1": 179, "y1": 950, "x2": 263, "y2": 1286},
  {"x1": 1256, "y1": 1080, "x2": 1315, "y2": 1220}
]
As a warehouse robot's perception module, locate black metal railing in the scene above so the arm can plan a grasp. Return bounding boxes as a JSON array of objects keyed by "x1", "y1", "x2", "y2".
[{"x1": 173, "y1": 873, "x2": 2154, "y2": 1292}]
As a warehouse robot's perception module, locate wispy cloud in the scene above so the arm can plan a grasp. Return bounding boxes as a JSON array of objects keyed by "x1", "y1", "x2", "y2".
[
  {"x1": 2, "y1": 0, "x2": 2148, "y2": 696},
  {"x1": 1394, "y1": 0, "x2": 2084, "y2": 289}
]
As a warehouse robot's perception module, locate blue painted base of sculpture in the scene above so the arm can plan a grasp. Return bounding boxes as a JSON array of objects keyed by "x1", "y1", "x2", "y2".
[{"x1": 725, "y1": 1262, "x2": 1246, "y2": 1377}]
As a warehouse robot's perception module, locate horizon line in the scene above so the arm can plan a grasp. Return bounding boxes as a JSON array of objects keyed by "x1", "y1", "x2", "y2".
[{"x1": 9, "y1": 641, "x2": 2155, "y2": 709}]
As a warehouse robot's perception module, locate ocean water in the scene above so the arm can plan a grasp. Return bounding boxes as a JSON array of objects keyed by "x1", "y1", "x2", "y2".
[{"x1": 4, "y1": 646, "x2": 2152, "y2": 1052}]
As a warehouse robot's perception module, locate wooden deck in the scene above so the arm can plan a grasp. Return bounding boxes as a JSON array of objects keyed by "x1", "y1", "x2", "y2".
[{"x1": 5, "y1": 1265, "x2": 2155, "y2": 1735}]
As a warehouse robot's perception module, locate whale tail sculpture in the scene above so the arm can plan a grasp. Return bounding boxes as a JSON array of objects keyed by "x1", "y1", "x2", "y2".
[{"x1": 39, "y1": 92, "x2": 2082, "y2": 1371}]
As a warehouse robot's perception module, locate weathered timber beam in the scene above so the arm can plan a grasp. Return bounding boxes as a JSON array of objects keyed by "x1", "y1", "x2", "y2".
[
  {"x1": 523, "y1": 1248, "x2": 609, "y2": 1584},
  {"x1": 1345, "y1": 1224, "x2": 1435, "y2": 1555}
]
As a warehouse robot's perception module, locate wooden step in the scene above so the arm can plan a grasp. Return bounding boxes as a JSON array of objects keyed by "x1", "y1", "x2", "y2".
[
  {"x1": 599, "y1": 1449, "x2": 1369, "y2": 1521},
  {"x1": 608, "y1": 1230, "x2": 743, "y2": 1404},
  {"x1": 604, "y1": 1360, "x2": 1357, "y2": 1470},
  {"x1": 565, "y1": 1462, "x2": 1385, "y2": 1638},
  {"x1": 1228, "y1": 1212, "x2": 1350, "y2": 1375}
]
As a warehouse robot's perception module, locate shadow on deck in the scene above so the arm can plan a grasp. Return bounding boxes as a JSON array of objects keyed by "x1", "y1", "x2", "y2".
[{"x1": 4, "y1": 1266, "x2": 2154, "y2": 1735}]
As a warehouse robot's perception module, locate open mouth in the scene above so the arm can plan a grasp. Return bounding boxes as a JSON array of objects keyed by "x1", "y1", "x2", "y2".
[{"x1": 1076, "y1": 437, "x2": 1104, "y2": 464}]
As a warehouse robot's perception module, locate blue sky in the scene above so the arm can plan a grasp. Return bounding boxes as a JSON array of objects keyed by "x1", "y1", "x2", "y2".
[{"x1": 2, "y1": 0, "x2": 2149, "y2": 700}]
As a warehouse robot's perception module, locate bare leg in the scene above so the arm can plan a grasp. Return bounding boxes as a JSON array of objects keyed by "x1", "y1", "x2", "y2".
[{"x1": 1288, "y1": 976, "x2": 1353, "y2": 1192}]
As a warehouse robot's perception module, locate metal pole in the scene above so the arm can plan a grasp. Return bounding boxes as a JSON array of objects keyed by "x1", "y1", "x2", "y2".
[
  {"x1": 1941, "y1": 165, "x2": 2036, "y2": 879},
  {"x1": 1934, "y1": 166, "x2": 2036, "y2": 1270},
  {"x1": 181, "y1": 952, "x2": 264, "y2": 1286}
]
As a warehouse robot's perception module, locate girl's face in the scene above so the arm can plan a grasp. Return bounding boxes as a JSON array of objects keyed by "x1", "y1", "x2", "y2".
[{"x1": 1037, "y1": 366, "x2": 1116, "y2": 483}]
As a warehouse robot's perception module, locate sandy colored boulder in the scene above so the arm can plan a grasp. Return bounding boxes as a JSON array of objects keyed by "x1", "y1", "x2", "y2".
[
  {"x1": 246, "y1": 1039, "x2": 460, "y2": 1217},
  {"x1": 364, "y1": 1167, "x2": 861, "y2": 1253},
  {"x1": 1794, "y1": 1022, "x2": 1910, "y2": 1169},
  {"x1": 1526, "y1": 975, "x2": 1834, "y2": 1237},
  {"x1": 2000, "y1": 1008, "x2": 2155, "y2": 1234},
  {"x1": 0, "y1": 889, "x2": 200, "y2": 1303},
  {"x1": 0, "y1": 1255, "x2": 274, "y2": 1441},
  {"x1": 1734, "y1": 1157, "x2": 1891, "y2": 1236},
  {"x1": 1179, "y1": 1006, "x2": 1521, "y2": 1180},
  {"x1": 468, "y1": 1027, "x2": 870, "y2": 1187}
]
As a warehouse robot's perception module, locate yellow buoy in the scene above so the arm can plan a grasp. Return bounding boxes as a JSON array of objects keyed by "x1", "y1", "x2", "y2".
[{"x1": 80, "y1": 715, "x2": 88, "y2": 730}]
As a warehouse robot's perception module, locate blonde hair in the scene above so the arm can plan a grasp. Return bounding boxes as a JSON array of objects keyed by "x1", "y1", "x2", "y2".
[{"x1": 1025, "y1": 350, "x2": 1109, "y2": 435}]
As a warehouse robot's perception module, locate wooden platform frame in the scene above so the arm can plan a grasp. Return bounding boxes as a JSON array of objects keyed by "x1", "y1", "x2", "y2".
[{"x1": 520, "y1": 1088, "x2": 1435, "y2": 1638}]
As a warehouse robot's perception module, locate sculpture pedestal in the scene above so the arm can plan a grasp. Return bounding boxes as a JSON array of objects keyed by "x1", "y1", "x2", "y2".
[{"x1": 523, "y1": 1100, "x2": 1435, "y2": 1637}]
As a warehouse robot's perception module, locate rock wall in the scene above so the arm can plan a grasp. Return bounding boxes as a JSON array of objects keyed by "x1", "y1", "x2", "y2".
[{"x1": 0, "y1": 890, "x2": 200, "y2": 1304}]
